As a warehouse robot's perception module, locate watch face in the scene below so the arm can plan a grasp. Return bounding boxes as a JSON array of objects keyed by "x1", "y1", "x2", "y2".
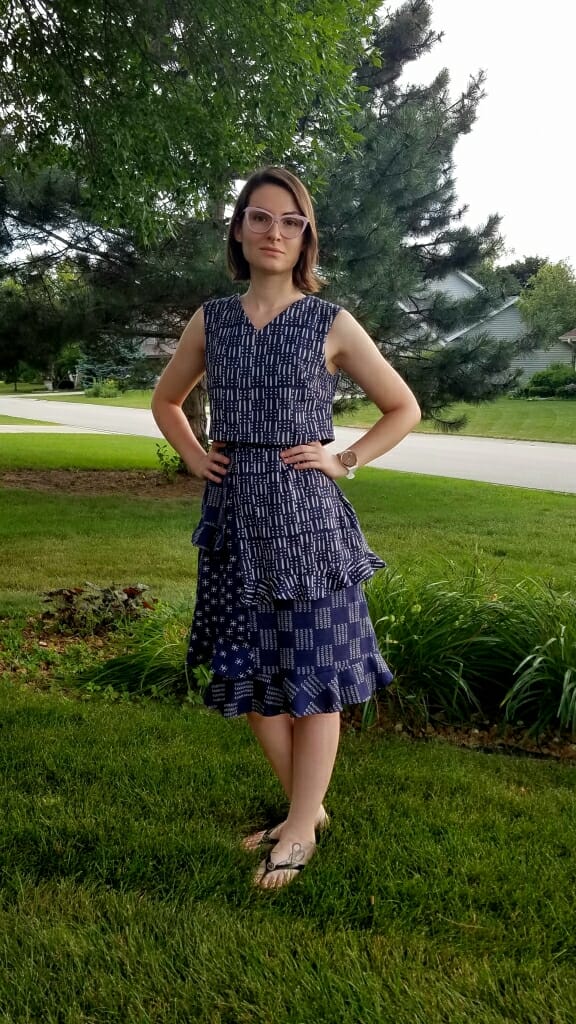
[{"x1": 340, "y1": 450, "x2": 357, "y2": 468}]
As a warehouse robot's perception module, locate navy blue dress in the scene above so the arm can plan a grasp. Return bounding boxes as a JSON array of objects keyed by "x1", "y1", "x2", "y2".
[{"x1": 187, "y1": 293, "x2": 393, "y2": 717}]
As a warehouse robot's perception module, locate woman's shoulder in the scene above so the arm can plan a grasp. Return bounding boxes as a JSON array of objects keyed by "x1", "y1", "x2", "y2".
[{"x1": 202, "y1": 294, "x2": 238, "y2": 312}]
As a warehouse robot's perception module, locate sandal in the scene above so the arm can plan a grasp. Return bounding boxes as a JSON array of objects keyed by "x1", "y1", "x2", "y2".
[
  {"x1": 253, "y1": 841, "x2": 316, "y2": 889},
  {"x1": 242, "y1": 808, "x2": 330, "y2": 853}
]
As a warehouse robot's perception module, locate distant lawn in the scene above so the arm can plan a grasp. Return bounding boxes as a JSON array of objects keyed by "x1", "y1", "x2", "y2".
[
  {"x1": 0, "y1": 434, "x2": 161, "y2": 470},
  {"x1": 0, "y1": 415, "x2": 59, "y2": 425},
  {"x1": 0, "y1": 381, "x2": 47, "y2": 395},
  {"x1": 38, "y1": 389, "x2": 154, "y2": 409},
  {"x1": 335, "y1": 396, "x2": 576, "y2": 444},
  {"x1": 1, "y1": 468, "x2": 575, "y2": 609}
]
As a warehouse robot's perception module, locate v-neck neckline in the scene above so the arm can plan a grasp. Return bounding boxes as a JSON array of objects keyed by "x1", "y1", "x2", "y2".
[{"x1": 236, "y1": 293, "x2": 310, "y2": 333}]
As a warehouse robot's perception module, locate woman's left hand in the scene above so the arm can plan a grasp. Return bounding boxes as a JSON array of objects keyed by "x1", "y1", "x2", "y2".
[{"x1": 280, "y1": 441, "x2": 347, "y2": 480}]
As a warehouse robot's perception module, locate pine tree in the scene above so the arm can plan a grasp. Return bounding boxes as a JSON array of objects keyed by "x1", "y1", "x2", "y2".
[{"x1": 314, "y1": 0, "x2": 522, "y2": 425}]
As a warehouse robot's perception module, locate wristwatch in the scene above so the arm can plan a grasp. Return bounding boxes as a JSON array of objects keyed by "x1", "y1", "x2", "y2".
[{"x1": 336, "y1": 449, "x2": 359, "y2": 479}]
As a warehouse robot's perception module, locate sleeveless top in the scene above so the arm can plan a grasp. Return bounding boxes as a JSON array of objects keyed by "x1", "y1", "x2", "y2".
[
  {"x1": 205, "y1": 293, "x2": 340, "y2": 445},
  {"x1": 191, "y1": 293, "x2": 386, "y2": 606}
]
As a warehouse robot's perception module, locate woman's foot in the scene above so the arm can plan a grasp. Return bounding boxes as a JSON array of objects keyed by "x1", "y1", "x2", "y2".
[
  {"x1": 253, "y1": 836, "x2": 316, "y2": 890},
  {"x1": 241, "y1": 806, "x2": 329, "y2": 852}
]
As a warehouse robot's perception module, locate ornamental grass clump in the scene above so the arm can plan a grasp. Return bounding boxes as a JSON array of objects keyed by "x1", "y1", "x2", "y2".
[
  {"x1": 74, "y1": 602, "x2": 207, "y2": 700},
  {"x1": 364, "y1": 566, "x2": 576, "y2": 735},
  {"x1": 364, "y1": 563, "x2": 510, "y2": 724},
  {"x1": 499, "y1": 578, "x2": 576, "y2": 735}
]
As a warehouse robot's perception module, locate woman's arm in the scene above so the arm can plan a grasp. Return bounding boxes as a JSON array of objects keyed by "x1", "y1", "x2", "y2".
[
  {"x1": 151, "y1": 307, "x2": 229, "y2": 483},
  {"x1": 280, "y1": 308, "x2": 421, "y2": 479},
  {"x1": 329, "y1": 308, "x2": 421, "y2": 467}
]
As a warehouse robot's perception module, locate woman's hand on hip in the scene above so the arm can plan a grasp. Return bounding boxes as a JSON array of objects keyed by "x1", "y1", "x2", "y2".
[
  {"x1": 280, "y1": 441, "x2": 347, "y2": 480},
  {"x1": 190, "y1": 442, "x2": 230, "y2": 483}
]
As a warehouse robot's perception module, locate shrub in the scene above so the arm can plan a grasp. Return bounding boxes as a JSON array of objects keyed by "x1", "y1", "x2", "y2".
[
  {"x1": 520, "y1": 363, "x2": 576, "y2": 398},
  {"x1": 85, "y1": 378, "x2": 121, "y2": 398}
]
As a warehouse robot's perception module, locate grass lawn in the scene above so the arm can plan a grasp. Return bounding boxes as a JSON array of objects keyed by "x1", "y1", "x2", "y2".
[
  {"x1": 36, "y1": 388, "x2": 154, "y2": 409},
  {"x1": 0, "y1": 434, "x2": 160, "y2": 470},
  {"x1": 1, "y1": 445, "x2": 575, "y2": 610},
  {"x1": 0, "y1": 681, "x2": 575, "y2": 1023},
  {"x1": 0, "y1": 381, "x2": 46, "y2": 395},
  {"x1": 335, "y1": 396, "x2": 576, "y2": 444},
  {"x1": 0, "y1": 415, "x2": 59, "y2": 425}
]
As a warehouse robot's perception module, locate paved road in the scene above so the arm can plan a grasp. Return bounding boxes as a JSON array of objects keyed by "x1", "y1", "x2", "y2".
[{"x1": 1, "y1": 395, "x2": 574, "y2": 494}]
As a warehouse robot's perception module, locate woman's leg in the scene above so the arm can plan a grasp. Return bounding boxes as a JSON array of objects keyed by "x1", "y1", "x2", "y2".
[
  {"x1": 254, "y1": 711, "x2": 341, "y2": 888},
  {"x1": 246, "y1": 711, "x2": 294, "y2": 799},
  {"x1": 244, "y1": 711, "x2": 328, "y2": 849}
]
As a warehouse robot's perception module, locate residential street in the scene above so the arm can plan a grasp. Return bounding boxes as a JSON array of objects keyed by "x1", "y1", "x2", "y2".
[{"x1": 1, "y1": 395, "x2": 574, "y2": 494}]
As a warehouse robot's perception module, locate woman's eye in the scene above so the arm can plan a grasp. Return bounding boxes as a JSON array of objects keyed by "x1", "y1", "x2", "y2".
[{"x1": 283, "y1": 218, "x2": 299, "y2": 228}]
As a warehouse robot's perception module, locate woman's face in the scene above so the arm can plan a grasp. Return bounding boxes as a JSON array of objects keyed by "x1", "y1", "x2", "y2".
[{"x1": 234, "y1": 183, "x2": 306, "y2": 280}]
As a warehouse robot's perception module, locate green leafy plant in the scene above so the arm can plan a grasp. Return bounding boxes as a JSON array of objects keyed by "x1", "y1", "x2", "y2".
[
  {"x1": 155, "y1": 442, "x2": 186, "y2": 481},
  {"x1": 41, "y1": 582, "x2": 157, "y2": 636},
  {"x1": 520, "y1": 363, "x2": 576, "y2": 398},
  {"x1": 85, "y1": 378, "x2": 121, "y2": 398}
]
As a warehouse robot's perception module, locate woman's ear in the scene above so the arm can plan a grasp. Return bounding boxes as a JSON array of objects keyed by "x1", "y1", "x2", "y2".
[{"x1": 233, "y1": 217, "x2": 242, "y2": 243}]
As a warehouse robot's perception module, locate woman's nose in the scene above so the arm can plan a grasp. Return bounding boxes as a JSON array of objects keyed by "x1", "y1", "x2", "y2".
[{"x1": 267, "y1": 219, "x2": 282, "y2": 239}]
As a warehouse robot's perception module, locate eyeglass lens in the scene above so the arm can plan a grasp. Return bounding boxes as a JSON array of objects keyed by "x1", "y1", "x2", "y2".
[{"x1": 244, "y1": 208, "x2": 306, "y2": 238}]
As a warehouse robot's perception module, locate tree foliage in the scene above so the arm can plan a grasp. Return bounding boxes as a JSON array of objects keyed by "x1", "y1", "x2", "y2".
[
  {"x1": 314, "y1": 0, "x2": 519, "y2": 424},
  {"x1": 517, "y1": 261, "x2": 576, "y2": 346},
  {"x1": 0, "y1": 0, "x2": 379, "y2": 243}
]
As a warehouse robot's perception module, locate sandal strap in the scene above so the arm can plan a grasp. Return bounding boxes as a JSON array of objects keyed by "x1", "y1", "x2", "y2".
[{"x1": 265, "y1": 858, "x2": 305, "y2": 873}]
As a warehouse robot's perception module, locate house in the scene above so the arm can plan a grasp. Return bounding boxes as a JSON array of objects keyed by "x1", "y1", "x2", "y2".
[{"x1": 419, "y1": 271, "x2": 575, "y2": 379}]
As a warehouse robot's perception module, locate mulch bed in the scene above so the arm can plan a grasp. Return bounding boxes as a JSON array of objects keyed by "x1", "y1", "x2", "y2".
[{"x1": 0, "y1": 469, "x2": 205, "y2": 499}]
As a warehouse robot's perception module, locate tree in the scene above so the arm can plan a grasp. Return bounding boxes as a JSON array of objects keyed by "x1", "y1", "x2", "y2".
[
  {"x1": 0, "y1": 261, "x2": 86, "y2": 387},
  {"x1": 500, "y1": 255, "x2": 549, "y2": 290},
  {"x1": 314, "y1": 0, "x2": 523, "y2": 425},
  {"x1": 0, "y1": 0, "x2": 379, "y2": 243},
  {"x1": 517, "y1": 261, "x2": 576, "y2": 347}
]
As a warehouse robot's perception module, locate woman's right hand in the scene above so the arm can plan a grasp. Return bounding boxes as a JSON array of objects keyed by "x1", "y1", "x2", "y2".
[{"x1": 190, "y1": 442, "x2": 230, "y2": 483}]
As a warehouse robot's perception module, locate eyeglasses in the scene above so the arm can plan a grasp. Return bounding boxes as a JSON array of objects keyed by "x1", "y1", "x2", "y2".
[{"x1": 242, "y1": 206, "x2": 309, "y2": 239}]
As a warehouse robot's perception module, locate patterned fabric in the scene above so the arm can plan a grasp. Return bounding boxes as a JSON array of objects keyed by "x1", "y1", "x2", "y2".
[
  {"x1": 188, "y1": 503, "x2": 393, "y2": 718},
  {"x1": 191, "y1": 443, "x2": 386, "y2": 606},
  {"x1": 187, "y1": 293, "x2": 394, "y2": 718},
  {"x1": 205, "y1": 294, "x2": 340, "y2": 445}
]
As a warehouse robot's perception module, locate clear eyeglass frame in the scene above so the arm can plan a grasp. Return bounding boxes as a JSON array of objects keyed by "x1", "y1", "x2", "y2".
[{"x1": 242, "y1": 206, "x2": 309, "y2": 239}]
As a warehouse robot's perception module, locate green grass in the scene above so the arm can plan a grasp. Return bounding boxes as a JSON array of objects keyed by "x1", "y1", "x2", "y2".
[
  {"x1": 335, "y1": 396, "x2": 576, "y2": 444},
  {"x1": 0, "y1": 681, "x2": 575, "y2": 1023},
  {"x1": 1, "y1": 470, "x2": 575, "y2": 613},
  {"x1": 0, "y1": 381, "x2": 47, "y2": 394},
  {"x1": 0, "y1": 415, "x2": 59, "y2": 425},
  {"x1": 37, "y1": 388, "x2": 154, "y2": 408},
  {"x1": 0, "y1": 434, "x2": 161, "y2": 470}
]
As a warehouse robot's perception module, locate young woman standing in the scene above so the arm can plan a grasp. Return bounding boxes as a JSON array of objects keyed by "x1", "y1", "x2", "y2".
[{"x1": 151, "y1": 167, "x2": 421, "y2": 889}]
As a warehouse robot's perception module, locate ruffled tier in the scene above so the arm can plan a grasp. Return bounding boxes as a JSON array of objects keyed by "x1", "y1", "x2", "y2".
[
  {"x1": 203, "y1": 654, "x2": 393, "y2": 719},
  {"x1": 191, "y1": 451, "x2": 386, "y2": 606}
]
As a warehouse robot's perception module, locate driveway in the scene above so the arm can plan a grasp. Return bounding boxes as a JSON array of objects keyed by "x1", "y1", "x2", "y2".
[{"x1": 1, "y1": 395, "x2": 574, "y2": 494}]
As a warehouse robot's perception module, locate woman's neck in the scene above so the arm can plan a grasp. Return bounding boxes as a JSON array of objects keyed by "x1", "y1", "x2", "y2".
[{"x1": 242, "y1": 271, "x2": 303, "y2": 311}]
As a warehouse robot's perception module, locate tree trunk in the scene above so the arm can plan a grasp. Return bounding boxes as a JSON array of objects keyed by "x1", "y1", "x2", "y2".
[{"x1": 182, "y1": 376, "x2": 209, "y2": 466}]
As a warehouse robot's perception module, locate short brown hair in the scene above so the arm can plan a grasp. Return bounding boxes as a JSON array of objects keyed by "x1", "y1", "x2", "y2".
[{"x1": 226, "y1": 167, "x2": 324, "y2": 293}]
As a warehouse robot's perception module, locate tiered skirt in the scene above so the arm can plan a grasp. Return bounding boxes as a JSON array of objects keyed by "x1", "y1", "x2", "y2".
[{"x1": 186, "y1": 443, "x2": 393, "y2": 718}]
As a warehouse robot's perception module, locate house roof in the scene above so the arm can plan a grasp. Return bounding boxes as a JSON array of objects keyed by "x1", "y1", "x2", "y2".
[
  {"x1": 559, "y1": 328, "x2": 576, "y2": 342},
  {"x1": 444, "y1": 296, "x2": 520, "y2": 343}
]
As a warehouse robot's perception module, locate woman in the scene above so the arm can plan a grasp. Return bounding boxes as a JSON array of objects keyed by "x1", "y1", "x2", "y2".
[{"x1": 151, "y1": 166, "x2": 421, "y2": 890}]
